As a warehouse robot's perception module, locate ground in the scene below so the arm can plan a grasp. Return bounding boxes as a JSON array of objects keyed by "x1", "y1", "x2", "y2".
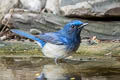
[{"x1": 0, "y1": 40, "x2": 120, "y2": 61}]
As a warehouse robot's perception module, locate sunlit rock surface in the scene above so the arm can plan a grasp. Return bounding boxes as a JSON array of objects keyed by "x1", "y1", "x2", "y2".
[
  {"x1": 45, "y1": 0, "x2": 61, "y2": 14},
  {"x1": 61, "y1": 0, "x2": 120, "y2": 19},
  {"x1": 20, "y1": 0, "x2": 46, "y2": 12}
]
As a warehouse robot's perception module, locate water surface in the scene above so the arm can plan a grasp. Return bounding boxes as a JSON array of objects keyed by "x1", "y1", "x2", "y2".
[{"x1": 0, "y1": 57, "x2": 120, "y2": 80}]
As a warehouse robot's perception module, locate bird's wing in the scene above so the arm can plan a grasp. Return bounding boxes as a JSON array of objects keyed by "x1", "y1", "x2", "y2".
[{"x1": 36, "y1": 32, "x2": 67, "y2": 45}]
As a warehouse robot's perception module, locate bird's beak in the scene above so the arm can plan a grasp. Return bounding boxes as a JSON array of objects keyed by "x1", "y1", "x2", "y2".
[{"x1": 80, "y1": 23, "x2": 88, "y2": 28}]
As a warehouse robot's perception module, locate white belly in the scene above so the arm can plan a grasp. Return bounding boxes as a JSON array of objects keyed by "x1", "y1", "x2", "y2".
[{"x1": 42, "y1": 43, "x2": 69, "y2": 58}]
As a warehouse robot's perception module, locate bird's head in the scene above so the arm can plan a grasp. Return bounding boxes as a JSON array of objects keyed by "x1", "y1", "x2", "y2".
[{"x1": 61, "y1": 20, "x2": 88, "y2": 37}]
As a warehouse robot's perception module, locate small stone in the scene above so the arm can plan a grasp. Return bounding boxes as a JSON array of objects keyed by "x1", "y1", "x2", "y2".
[
  {"x1": 70, "y1": 77, "x2": 76, "y2": 80},
  {"x1": 35, "y1": 73, "x2": 40, "y2": 77}
]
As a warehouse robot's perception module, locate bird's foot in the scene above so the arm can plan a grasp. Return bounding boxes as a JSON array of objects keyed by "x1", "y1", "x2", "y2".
[
  {"x1": 55, "y1": 58, "x2": 59, "y2": 65},
  {"x1": 54, "y1": 58, "x2": 67, "y2": 64}
]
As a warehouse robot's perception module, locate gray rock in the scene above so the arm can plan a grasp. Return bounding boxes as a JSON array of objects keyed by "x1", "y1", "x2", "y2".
[
  {"x1": 0, "y1": 0, "x2": 61, "y2": 18},
  {"x1": 0, "y1": 40, "x2": 6, "y2": 47},
  {"x1": 45, "y1": 0, "x2": 61, "y2": 15},
  {"x1": 2, "y1": 11, "x2": 120, "y2": 40},
  {"x1": 0, "y1": 0, "x2": 47, "y2": 20},
  {"x1": 61, "y1": 0, "x2": 120, "y2": 19},
  {"x1": 82, "y1": 20, "x2": 120, "y2": 40},
  {"x1": 30, "y1": 28, "x2": 42, "y2": 34},
  {"x1": 19, "y1": 0, "x2": 61, "y2": 14},
  {"x1": 0, "y1": 0, "x2": 18, "y2": 19},
  {"x1": 2, "y1": 12, "x2": 64, "y2": 32},
  {"x1": 20, "y1": 0, "x2": 46, "y2": 12}
]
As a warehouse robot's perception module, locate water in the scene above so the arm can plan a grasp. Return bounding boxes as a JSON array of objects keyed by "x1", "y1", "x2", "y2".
[{"x1": 0, "y1": 57, "x2": 120, "y2": 80}]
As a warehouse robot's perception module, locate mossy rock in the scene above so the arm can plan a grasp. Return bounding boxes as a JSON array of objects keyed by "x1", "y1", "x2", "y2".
[
  {"x1": 77, "y1": 42, "x2": 120, "y2": 57},
  {"x1": 0, "y1": 41, "x2": 42, "y2": 56},
  {"x1": 0, "y1": 41, "x2": 120, "y2": 58}
]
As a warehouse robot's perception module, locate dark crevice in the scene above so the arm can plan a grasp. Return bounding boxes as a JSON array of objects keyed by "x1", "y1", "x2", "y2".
[{"x1": 66, "y1": 16, "x2": 120, "y2": 21}]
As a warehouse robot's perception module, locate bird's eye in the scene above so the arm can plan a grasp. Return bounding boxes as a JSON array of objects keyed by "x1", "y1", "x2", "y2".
[{"x1": 71, "y1": 25, "x2": 75, "y2": 28}]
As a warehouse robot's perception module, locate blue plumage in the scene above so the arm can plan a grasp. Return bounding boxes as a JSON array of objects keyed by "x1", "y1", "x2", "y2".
[
  {"x1": 11, "y1": 20, "x2": 88, "y2": 63},
  {"x1": 11, "y1": 29, "x2": 46, "y2": 47}
]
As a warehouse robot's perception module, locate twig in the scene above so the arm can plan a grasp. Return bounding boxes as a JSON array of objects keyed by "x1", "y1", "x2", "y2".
[{"x1": 1, "y1": 8, "x2": 14, "y2": 32}]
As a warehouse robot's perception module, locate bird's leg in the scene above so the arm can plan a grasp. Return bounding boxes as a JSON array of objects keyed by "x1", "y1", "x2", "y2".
[{"x1": 55, "y1": 57, "x2": 59, "y2": 65}]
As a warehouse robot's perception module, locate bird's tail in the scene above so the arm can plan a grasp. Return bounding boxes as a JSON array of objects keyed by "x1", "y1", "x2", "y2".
[{"x1": 11, "y1": 29, "x2": 45, "y2": 47}]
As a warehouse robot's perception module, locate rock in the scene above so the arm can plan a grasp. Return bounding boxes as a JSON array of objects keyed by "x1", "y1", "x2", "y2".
[
  {"x1": 2, "y1": 10, "x2": 64, "y2": 32},
  {"x1": 0, "y1": 40, "x2": 5, "y2": 47},
  {"x1": 0, "y1": 22, "x2": 2, "y2": 31},
  {"x1": 105, "y1": 7, "x2": 120, "y2": 17},
  {"x1": 20, "y1": 0, "x2": 46, "y2": 12},
  {"x1": 0, "y1": 0, "x2": 47, "y2": 17},
  {"x1": 61, "y1": 1, "x2": 92, "y2": 16},
  {"x1": 45, "y1": 0, "x2": 61, "y2": 15},
  {"x1": 30, "y1": 28, "x2": 42, "y2": 34},
  {"x1": 61, "y1": 0, "x2": 120, "y2": 19},
  {"x1": 0, "y1": 0, "x2": 62, "y2": 20},
  {"x1": 2, "y1": 10, "x2": 120, "y2": 40},
  {"x1": 0, "y1": 36, "x2": 7, "y2": 41},
  {"x1": 81, "y1": 20, "x2": 120, "y2": 40},
  {"x1": 0, "y1": 0, "x2": 18, "y2": 19},
  {"x1": 19, "y1": 0, "x2": 62, "y2": 14}
]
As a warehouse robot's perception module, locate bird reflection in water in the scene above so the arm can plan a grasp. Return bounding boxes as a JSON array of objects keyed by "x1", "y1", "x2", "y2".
[{"x1": 35, "y1": 63, "x2": 81, "y2": 80}]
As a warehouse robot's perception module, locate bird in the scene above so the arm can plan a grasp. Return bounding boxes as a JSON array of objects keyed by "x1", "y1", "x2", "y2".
[{"x1": 11, "y1": 20, "x2": 88, "y2": 64}]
